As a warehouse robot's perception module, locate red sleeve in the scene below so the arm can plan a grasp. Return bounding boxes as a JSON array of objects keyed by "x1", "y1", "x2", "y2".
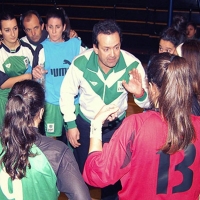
[{"x1": 83, "y1": 116, "x2": 136, "y2": 187}]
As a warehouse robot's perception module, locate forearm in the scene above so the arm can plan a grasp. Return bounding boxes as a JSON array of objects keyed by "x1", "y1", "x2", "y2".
[
  {"x1": 88, "y1": 138, "x2": 102, "y2": 153},
  {"x1": 1, "y1": 74, "x2": 32, "y2": 89},
  {"x1": 89, "y1": 120, "x2": 103, "y2": 153}
]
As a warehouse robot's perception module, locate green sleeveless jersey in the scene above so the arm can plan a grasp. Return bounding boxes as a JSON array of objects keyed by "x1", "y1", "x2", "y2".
[
  {"x1": 0, "y1": 144, "x2": 59, "y2": 200},
  {"x1": 0, "y1": 42, "x2": 33, "y2": 130}
]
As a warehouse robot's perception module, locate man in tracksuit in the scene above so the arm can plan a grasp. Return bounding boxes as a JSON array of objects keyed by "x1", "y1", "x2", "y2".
[{"x1": 60, "y1": 19, "x2": 149, "y2": 199}]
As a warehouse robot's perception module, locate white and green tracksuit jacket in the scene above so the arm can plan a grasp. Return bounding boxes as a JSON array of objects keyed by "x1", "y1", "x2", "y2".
[{"x1": 60, "y1": 48, "x2": 149, "y2": 129}]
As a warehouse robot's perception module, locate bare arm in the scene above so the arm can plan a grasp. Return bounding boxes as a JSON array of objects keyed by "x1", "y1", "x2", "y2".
[
  {"x1": 89, "y1": 105, "x2": 119, "y2": 153},
  {"x1": 1, "y1": 73, "x2": 32, "y2": 89},
  {"x1": 32, "y1": 65, "x2": 47, "y2": 80}
]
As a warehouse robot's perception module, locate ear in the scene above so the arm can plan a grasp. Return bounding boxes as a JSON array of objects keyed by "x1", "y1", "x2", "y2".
[
  {"x1": 39, "y1": 108, "x2": 44, "y2": 120},
  {"x1": 148, "y1": 82, "x2": 154, "y2": 93},
  {"x1": 149, "y1": 82, "x2": 159, "y2": 95},
  {"x1": 0, "y1": 29, "x2": 2, "y2": 35},
  {"x1": 93, "y1": 44, "x2": 98, "y2": 55},
  {"x1": 41, "y1": 23, "x2": 44, "y2": 30},
  {"x1": 63, "y1": 24, "x2": 66, "y2": 32}
]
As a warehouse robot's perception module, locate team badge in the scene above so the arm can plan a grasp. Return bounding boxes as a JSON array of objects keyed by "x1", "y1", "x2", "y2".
[
  {"x1": 5, "y1": 63, "x2": 11, "y2": 69},
  {"x1": 47, "y1": 123, "x2": 55, "y2": 133},
  {"x1": 23, "y1": 57, "x2": 29, "y2": 69},
  {"x1": 117, "y1": 81, "x2": 124, "y2": 92}
]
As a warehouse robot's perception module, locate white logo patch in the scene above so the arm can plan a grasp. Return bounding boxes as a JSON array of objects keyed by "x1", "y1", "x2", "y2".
[
  {"x1": 5, "y1": 63, "x2": 11, "y2": 69},
  {"x1": 90, "y1": 81, "x2": 98, "y2": 86},
  {"x1": 23, "y1": 57, "x2": 29, "y2": 69},
  {"x1": 47, "y1": 123, "x2": 54, "y2": 133},
  {"x1": 117, "y1": 81, "x2": 124, "y2": 92},
  {"x1": 0, "y1": 168, "x2": 23, "y2": 200}
]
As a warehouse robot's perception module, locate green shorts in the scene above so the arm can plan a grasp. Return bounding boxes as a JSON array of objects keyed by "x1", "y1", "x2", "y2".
[{"x1": 44, "y1": 102, "x2": 63, "y2": 137}]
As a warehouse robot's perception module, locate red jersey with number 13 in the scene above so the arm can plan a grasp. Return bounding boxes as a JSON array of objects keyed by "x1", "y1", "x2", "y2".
[{"x1": 83, "y1": 111, "x2": 200, "y2": 200}]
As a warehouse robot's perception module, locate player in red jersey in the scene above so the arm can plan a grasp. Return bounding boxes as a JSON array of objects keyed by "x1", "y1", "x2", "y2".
[{"x1": 83, "y1": 52, "x2": 200, "y2": 200}]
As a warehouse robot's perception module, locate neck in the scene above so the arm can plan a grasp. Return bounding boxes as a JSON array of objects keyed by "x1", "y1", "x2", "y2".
[
  {"x1": 49, "y1": 38, "x2": 64, "y2": 43},
  {"x1": 3, "y1": 39, "x2": 19, "y2": 50}
]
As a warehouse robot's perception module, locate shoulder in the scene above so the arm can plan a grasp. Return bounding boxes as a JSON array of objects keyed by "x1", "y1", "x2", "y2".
[
  {"x1": 20, "y1": 35, "x2": 28, "y2": 43},
  {"x1": 20, "y1": 40, "x2": 34, "y2": 53},
  {"x1": 35, "y1": 135, "x2": 71, "y2": 173},
  {"x1": 41, "y1": 38, "x2": 50, "y2": 46},
  {"x1": 74, "y1": 48, "x2": 93, "y2": 60},
  {"x1": 34, "y1": 43, "x2": 44, "y2": 54},
  {"x1": 123, "y1": 111, "x2": 162, "y2": 130},
  {"x1": 73, "y1": 48, "x2": 94, "y2": 66},
  {"x1": 192, "y1": 115, "x2": 200, "y2": 127},
  {"x1": 35, "y1": 135, "x2": 67, "y2": 153},
  {"x1": 120, "y1": 49, "x2": 142, "y2": 64}
]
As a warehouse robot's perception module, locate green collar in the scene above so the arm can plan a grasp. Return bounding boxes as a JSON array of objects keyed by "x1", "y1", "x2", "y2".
[{"x1": 86, "y1": 51, "x2": 127, "y2": 73}]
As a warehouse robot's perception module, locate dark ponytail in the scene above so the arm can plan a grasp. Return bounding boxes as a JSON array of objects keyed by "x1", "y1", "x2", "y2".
[{"x1": 0, "y1": 80, "x2": 45, "y2": 180}]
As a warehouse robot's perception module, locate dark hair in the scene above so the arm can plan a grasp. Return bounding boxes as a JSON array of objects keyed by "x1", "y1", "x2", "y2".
[
  {"x1": 46, "y1": 7, "x2": 71, "y2": 39},
  {"x1": 0, "y1": 80, "x2": 45, "y2": 180},
  {"x1": 160, "y1": 15, "x2": 187, "y2": 47},
  {"x1": 187, "y1": 22, "x2": 197, "y2": 38},
  {"x1": 182, "y1": 39, "x2": 200, "y2": 102},
  {"x1": 160, "y1": 27, "x2": 186, "y2": 47},
  {"x1": 92, "y1": 19, "x2": 122, "y2": 47},
  {"x1": 147, "y1": 53, "x2": 195, "y2": 154},
  {"x1": 20, "y1": 10, "x2": 43, "y2": 29},
  {"x1": 0, "y1": 11, "x2": 16, "y2": 30},
  {"x1": 172, "y1": 15, "x2": 187, "y2": 34},
  {"x1": 187, "y1": 22, "x2": 197, "y2": 30}
]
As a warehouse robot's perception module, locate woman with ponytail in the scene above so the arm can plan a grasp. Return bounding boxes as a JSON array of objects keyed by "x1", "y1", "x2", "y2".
[
  {"x1": 0, "y1": 80, "x2": 90, "y2": 200},
  {"x1": 83, "y1": 53, "x2": 200, "y2": 200},
  {"x1": 32, "y1": 7, "x2": 87, "y2": 138},
  {"x1": 158, "y1": 15, "x2": 187, "y2": 54}
]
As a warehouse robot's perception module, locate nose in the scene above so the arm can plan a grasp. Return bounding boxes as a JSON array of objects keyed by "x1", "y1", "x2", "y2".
[
  {"x1": 110, "y1": 49, "x2": 115, "y2": 57},
  {"x1": 11, "y1": 29, "x2": 15, "y2": 37},
  {"x1": 52, "y1": 27, "x2": 56, "y2": 34},
  {"x1": 30, "y1": 29, "x2": 36, "y2": 36}
]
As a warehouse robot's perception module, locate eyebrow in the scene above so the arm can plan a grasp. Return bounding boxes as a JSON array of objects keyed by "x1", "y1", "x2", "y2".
[
  {"x1": 4, "y1": 25, "x2": 18, "y2": 29},
  {"x1": 103, "y1": 43, "x2": 120, "y2": 48}
]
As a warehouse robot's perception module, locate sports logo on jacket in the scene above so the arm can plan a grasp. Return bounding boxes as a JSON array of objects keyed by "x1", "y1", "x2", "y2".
[
  {"x1": 23, "y1": 57, "x2": 29, "y2": 69},
  {"x1": 5, "y1": 63, "x2": 11, "y2": 69},
  {"x1": 117, "y1": 81, "x2": 124, "y2": 92}
]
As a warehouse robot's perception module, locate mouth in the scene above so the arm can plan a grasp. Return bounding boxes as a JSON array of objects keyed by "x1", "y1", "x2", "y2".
[{"x1": 108, "y1": 58, "x2": 117, "y2": 63}]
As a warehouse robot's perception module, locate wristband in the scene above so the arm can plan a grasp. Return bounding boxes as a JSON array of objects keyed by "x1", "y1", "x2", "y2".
[
  {"x1": 133, "y1": 88, "x2": 145, "y2": 99},
  {"x1": 90, "y1": 120, "x2": 103, "y2": 141}
]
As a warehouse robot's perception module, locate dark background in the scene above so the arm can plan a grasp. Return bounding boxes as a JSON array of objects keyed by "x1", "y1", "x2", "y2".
[{"x1": 1, "y1": 0, "x2": 200, "y2": 63}]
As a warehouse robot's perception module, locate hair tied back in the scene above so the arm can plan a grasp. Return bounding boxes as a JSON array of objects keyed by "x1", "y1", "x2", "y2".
[{"x1": 15, "y1": 94, "x2": 23, "y2": 100}]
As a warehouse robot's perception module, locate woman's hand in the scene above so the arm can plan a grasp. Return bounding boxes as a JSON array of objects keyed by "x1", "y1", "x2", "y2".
[{"x1": 94, "y1": 104, "x2": 119, "y2": 124}]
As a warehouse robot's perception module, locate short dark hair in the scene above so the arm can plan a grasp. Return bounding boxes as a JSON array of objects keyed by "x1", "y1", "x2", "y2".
[
  {"x1": 20, "y1": 10, "x2": 43, "y2": 29},
  {"x1": 92, "y1": 19, "x2": 122, "y2": 47}
]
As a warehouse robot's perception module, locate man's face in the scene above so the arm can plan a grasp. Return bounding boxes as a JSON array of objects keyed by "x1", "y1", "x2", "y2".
[
  {"x1": 23, "y1": 14, "x2": 44, "y2": 43},
  {"x1": 0, "y1": 19, "x2": 18, "y2": 47},
  {"x1": 93, "y1": 32, "x2": 121, "y2": 73},
  {"x1": 159, "y1": 39, "x2": 176, "y2": 54}
]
